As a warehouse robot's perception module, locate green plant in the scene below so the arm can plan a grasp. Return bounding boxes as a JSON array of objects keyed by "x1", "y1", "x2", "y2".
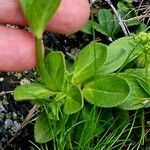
[
  {"x1": 14, "y1": 38, "x2": 131, "y2": 142},
  {"x1": 29, "y1": 108, "x2": 150, "y2": 150},
  {"x1": 14, "y1": 32, "x2": 150, "y2": 145},
  {"x1": 13, "y1": 0, "x2": 150, "y2": 148},
  {"x1": 81, "y1": 2, "x2": 145, "y2": 39}
]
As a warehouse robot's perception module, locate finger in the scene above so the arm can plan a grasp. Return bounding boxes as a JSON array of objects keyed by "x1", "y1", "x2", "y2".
[
  {"x1": 0, "y1": 0, "x2": 26, "y2": 25},
  {"x1": 46, "y1": 0, "x2": 90, "y2": 34},
  {"x1": 0, "y1": 26, "x2": 36, "y2": 72},
  {"x1": 0, "y1": 0, "x2": 90, "y2": 34}
]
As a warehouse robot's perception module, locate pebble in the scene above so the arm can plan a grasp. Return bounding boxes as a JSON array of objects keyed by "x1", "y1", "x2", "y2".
[
  {"x1": 5, "y1": 119, "x2": 13, "y2": 128},
  {"x1": 0, "y1": 101, "x2": 5, "y2": 112},
  {"x1": 0, "y1": 77, "x2": 4, "y2": 82}
]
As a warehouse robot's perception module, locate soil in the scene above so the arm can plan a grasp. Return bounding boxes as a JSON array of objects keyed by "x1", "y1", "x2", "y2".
[{"x1": 0, "y1": 72, "x2": 35, "y2": 150}]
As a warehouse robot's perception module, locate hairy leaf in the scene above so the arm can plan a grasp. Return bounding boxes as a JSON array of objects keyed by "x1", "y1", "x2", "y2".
[
  {"x1": 72, "y1": 42, "x2": 107, "y2": 84},
  {"x1": 97, "y1": 9, "x2": 120, "y2": 37},
  {"x1": 64, "y1": 85, "x2": 83, "y2": 114},
  {"x1": 47, "y1": 52, "x2": 65, "y2": 91},
  {"x1": 99, "y1": 36, "x2": 137, "y2": 74},
  {"x1": 118, "y1": 73, "x2": 149, "y2": 110},
  {"x1": 14, "y1": 84, "x2": 56, "y2": 101},
  {"x1": 83, "y1": 75, "x2": 130, "y2": 107},
  {"x1": 34, "y1": 110, "x2": 62, "y2": 143}
]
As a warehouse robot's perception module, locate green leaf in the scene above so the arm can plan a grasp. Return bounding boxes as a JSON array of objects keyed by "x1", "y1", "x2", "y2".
[
  {"x1": 125, "y1": 69, "x2": 150, "y2": 92},
  {"x1": 121, "y1": 0, "x2": 133, "y2": 3},
  {"x1": 72, "y1": 42, "x2": 107, "y2": 84},
  {"x1": 55, "y1": 92, "x2": 66, "y2": 102},
  {"x1": 137, "y1": 79, "x2": 150, "y2": 95},
  {"x1": 124, "y1": 69, "x2": 150, "y2": 95},
  {"x1": 34, "y1": 110, "x2": 61, "y2": 143},
  {"x1": 98, "y1": 45, "x2": 128, "y2": 74},
  {"x1": 64, "y1": 85, "x2": 83, "y2": 114},
  {"x1": 125, "y1": 69, "x2": 147, "y2": 81},
  {"x1": 45, "y1": 102, "x2": 60, "y2": 120},
  {"x1": 135, "y1": 23, "x2": 147, "y2": 33},
  {"x1": 46, "y1": 52, "x2": 65, "y2": 91},
  {"x1": 118, "y1": 7, "x2": 140, "y2": 27},
  {"x1": 117, "y1": 1, "x2": 128, "y2": 9},
  {"x1": 118, "y1": 74, "x2": 149, "y2": 110},
  {"x1": 20, "y1": 0, "x2": 61, "y2": 38},
  {"x1": 97, "y1": 9, "x2": 120, "y2": 37},
  {"x1": 83, "y1": 75, "x2": 130, "y2": 107},
  {"x1": 81, "y1": 20, "x2": 93, "y2": 34},
  {"x1": 14, "y1": 84, "x2": 56, "y2": 101},
  {"x1": 99, "y1": 36, "x2": 138, "y2": 74}
]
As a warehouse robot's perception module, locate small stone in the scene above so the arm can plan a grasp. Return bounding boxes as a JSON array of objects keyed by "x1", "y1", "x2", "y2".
[
  {"x1": 11, "y1": 121, "x2": 20, "y2": 132},
  {"x1": 146, "y1": 121, "x2": 150, "y2": 127},
  {"x1": 6, "y1": 113, "x2": 12, "y2": 119},
  {"x1": 15, "y1": 73, "x2": 22, "y2": 79},
  {"x1": 3, "y1": 95, "x2": 9, "y2": 106},
  {"x1": 0, "y1": 77, "x2": 4, "y2": 82},
  {"x1": 12, "y1": 112, "x2": 17, "y2": 119},
  {"x1": 0, "y1": 112, "x2": 4, "y2": 119},
  {"x1": 20, "y1": 78, "x2": 31, "y2": 85},
  {"x1": 5, "y1": 119, "x2": 13, "y2": 128},
  {"x1": 0, "y1": 101, "x2": 5, "y2": 112}
]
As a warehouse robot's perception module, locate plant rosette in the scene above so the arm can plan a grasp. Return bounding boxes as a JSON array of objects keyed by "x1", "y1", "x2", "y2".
[{"x1": 14, "y1": 0, "x2": 150, "y2": 144}]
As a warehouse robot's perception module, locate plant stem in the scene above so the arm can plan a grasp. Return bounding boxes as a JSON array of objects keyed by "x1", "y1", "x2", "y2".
[
  {"x1": 44, "y1": 105, "x2": 57, "y2": 150},
  {"x1": 144, "y1": 51, "x2": 150, "y2": 88},
  {"x1": 91, "y1": 11, "x2": 97, "y2": 85},
  {"x1": 35, "y1": 37, "x2": 57, "y2": 91},
  {"x1": 141, "y1": 109, "x2": 145, "y2": 145}
]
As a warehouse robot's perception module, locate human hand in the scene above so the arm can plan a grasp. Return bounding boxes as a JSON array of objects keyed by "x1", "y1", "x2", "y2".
[{"x1": 0, "y1": 0, "x2": 90, "y2": 72}]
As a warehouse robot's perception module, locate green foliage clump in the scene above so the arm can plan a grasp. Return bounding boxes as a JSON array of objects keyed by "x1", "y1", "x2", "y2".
[{"x1": 13, "y1": 0, "x2": 150, "y2": 148}]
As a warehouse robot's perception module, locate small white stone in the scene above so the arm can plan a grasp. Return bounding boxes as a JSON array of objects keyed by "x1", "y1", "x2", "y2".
[
  {"x1": 5, "y1": 119, "x2": 13, "y2": 128},
  {"x1": 146, "y1": 121, "x2": 150, "y2": 127},
  {"x1": 0, "y1": 77, "x2": 4, "y2": 82},
  {"x1": 20, "y1": 78, "x2": 31, "y2": 85},
  {"x1": 0, "y1": 101, "x2": 5, "y2": 112}
]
